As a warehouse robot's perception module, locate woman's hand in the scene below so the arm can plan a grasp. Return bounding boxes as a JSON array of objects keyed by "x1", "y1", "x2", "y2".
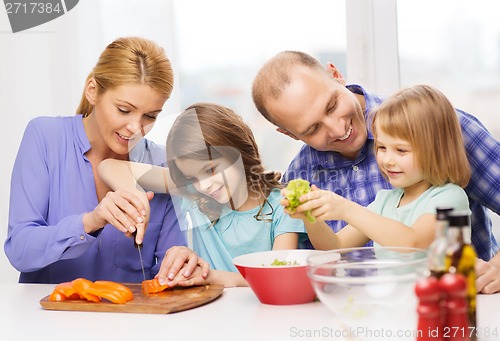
[
  {"x1": 82, "y1": 189, "x2": 152, "y2": 245},
  {"x1": 476, "y1": 258, "x2": 500, "y2": 294},
  {"x1": 156, "y1": 246, "x2": 210, "y2": 286}
]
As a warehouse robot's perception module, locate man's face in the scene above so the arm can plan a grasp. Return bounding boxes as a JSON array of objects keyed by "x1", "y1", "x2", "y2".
[{"x1": 266, "y1": 66, "x2": 368, "y2": 159}]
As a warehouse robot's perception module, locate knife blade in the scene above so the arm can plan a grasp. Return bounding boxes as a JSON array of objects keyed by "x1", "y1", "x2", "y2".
[{"x1": 133, "y1": 230, "x2": 147, "y2": 282}]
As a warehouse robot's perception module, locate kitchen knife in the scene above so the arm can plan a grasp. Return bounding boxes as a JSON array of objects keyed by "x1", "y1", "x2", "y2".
[{"x1": 133, "y1": 230, "x2": 147, "y2": 282}]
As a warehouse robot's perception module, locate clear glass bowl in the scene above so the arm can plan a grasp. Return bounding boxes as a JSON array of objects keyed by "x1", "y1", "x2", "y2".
[{"x1": 307, "y1": 247, "x2": 428, "y2": 335}]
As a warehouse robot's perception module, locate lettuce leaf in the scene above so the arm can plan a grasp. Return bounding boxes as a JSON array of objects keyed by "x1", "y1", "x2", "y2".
[{"x1": 285, "y1": 179, "x2": 316, "y2": 223}]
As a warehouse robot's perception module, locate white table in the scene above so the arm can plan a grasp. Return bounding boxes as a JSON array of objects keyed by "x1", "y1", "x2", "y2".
[{"x1": 0, "y1": 284, "x2": 498, "y2": 341}]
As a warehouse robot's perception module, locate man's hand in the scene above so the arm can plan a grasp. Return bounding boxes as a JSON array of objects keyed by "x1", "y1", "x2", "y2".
[{"x1": 476, "y1": 258, "x2": 500, "y2": 294}]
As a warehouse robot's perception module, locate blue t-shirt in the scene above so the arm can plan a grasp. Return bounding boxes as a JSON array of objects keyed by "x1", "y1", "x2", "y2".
[
  {"x1": 178, "y1": 188, "x2": 306, "y2": 271},
  {"x1": 5, "y1": 115, "x2": 185, "y2": 283},
  {"x1": 367, "y1": 184, "x2": 471, "y2": 248}
]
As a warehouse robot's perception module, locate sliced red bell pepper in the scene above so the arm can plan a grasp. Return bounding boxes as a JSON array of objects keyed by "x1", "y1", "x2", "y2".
[
  {"x1": 86, "y1": 281, "x2": 134, "y2": 304},
  {"x1": 142, "y1": 278, "x2": 169, "y2": 295},
  {"x1": 48, "y1": 278, "x2": 133, "y2": 304},
  {"x1": 53, "y1": 281, "x2": 83, "y2": 300},
  {"x1": 71, "y1": 278, "x2": 101, "y2": 303},
  {"x1": 49, "y1": 290, "x2": 68, "y2": 301}
]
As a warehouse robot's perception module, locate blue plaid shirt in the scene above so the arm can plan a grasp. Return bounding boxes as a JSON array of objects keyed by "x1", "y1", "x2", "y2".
[{"x1": 283, "y1": 84, "x2": 500, "y2": 260}]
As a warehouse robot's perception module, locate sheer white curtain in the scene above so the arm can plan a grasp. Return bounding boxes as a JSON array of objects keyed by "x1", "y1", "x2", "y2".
[{"x1": 0, "y1": 0, "x2": 179, "y2": 283}]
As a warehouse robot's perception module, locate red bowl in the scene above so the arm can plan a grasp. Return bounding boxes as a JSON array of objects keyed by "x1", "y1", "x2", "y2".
[{"x1": 233, "y1": 250, "x2": 323, "y2": 305}]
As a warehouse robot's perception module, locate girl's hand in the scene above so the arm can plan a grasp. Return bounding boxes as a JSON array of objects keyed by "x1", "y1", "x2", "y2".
[
  {"x1": 172, "y1": 269, "x2": 247, "y2": 288},
  {"x1": 156, "y1": 246, "x2": 210, "y2": 286},
  {"x1": 294, "y1": 185, "x2": 348, "y2": 222},
  {"x1": 476, "y1": 258, "x2": 500, "y2": 294},
  {"x1": 82, "y1": 189, "x2": 152, "y2": 245},
  {"x1": 280, "y1": 188, "x2": 291, "y2": 207},
  {"x1": 170, "y1": 265, "x2": 211, "y2": 287},
  {"x1": 280, "y1": 188, "x2": 304, "y2": 219}
]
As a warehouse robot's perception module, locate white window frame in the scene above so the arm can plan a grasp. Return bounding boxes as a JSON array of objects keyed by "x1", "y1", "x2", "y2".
[{"x1": 345, "y1": 0, "x2": 399, "y2": 96}]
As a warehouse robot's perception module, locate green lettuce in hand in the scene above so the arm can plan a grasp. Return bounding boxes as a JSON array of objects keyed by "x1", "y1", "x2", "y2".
[{"x1": 285, "y1": 179, "x2": 316, "y2": 223}]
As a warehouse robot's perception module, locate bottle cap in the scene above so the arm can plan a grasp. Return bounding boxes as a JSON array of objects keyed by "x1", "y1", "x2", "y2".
[
  {"x1": 447, "y1": 212, "x2": 470, "y2": 228},
  {"x1": 436, "y1": 207, "x2": 454, "y2": 220}
]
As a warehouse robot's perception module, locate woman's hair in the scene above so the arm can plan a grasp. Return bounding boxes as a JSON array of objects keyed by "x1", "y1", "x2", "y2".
[
  {"x1": 371, "y1": 84, "x2": 470, "y2": 188},
  {"x1": 166, "y1": 102, "x2": 281, "y2": 221},
  {"x1": 76, "y1": 36, "x2": 174, "y2": 116}
]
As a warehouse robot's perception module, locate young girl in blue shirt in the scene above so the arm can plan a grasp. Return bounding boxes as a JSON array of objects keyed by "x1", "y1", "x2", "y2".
[{"x1": 99, "y1": 103, "x2": 306, "y2": 287}]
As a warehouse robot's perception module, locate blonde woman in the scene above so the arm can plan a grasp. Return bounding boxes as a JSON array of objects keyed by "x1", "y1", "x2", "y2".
[{"x1": 5, "y1": 37, "x2": 203, "y2": 284}]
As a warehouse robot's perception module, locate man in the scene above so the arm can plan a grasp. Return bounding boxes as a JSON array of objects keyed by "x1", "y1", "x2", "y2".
[{"x1": 252, "y1": 50, "x2": 500, "y2": 263}]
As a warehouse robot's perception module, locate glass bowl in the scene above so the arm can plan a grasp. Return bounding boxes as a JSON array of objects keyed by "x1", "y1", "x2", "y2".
[{"x1": 307, "y1": 247, "x2": 428, "y2": 333}]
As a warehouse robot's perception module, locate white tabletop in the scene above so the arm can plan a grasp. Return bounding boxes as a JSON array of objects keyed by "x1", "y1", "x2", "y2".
[{"x1": 0, "y1": 284, "x2": 498, "y2": 341}]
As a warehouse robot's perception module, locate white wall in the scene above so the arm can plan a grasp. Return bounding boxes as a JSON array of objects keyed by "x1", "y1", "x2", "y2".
[{"x1": 0, "y1": 1, "x2": 180, "y2": 283}]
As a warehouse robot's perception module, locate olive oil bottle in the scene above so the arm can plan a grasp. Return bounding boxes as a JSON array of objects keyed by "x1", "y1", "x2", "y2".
[
  {"x1": 428, "y1": 207, "x2": 454, "y2": 278},
  {"x1": 444, "y1": 212, "x2": 477, "y2": 338}
]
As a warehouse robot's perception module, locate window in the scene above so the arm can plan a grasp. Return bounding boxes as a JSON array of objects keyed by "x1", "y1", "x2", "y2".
[
  {"x1": 398, "y1": 0, "x2": 500, "y2": 138},
  {"x1": 171, "y1": 0, "x2": 347, "y2": 172},
  {"x1": 398, "y1": 0, "x2": 500, "y2": 231}
]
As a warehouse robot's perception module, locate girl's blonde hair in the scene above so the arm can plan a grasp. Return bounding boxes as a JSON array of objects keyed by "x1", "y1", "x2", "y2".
[
  {"x1": 166, "y1": 102, "x2": 281, "y2": 221},
  {"x1": 76, "y1": 37, "x2": 174, "y2": 116},
  {"x1": 372, "y1": 84, "x2": 470, "y2": 188}
]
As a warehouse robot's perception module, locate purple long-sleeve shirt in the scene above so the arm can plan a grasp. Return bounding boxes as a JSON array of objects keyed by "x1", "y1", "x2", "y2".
[{"x1": 5, "y1": 115, "x2": 186, "y2": 283}]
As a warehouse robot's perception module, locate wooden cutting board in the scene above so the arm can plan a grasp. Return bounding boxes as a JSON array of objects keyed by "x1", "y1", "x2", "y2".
[{"x1": 40, "y1": 283, "x2": 224, "y2": 314}]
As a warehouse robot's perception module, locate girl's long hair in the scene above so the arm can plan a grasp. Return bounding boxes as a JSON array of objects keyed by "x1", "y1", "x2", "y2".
[{"x1": 166, "y1": 103, "x2": 281, "y2": 221}]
